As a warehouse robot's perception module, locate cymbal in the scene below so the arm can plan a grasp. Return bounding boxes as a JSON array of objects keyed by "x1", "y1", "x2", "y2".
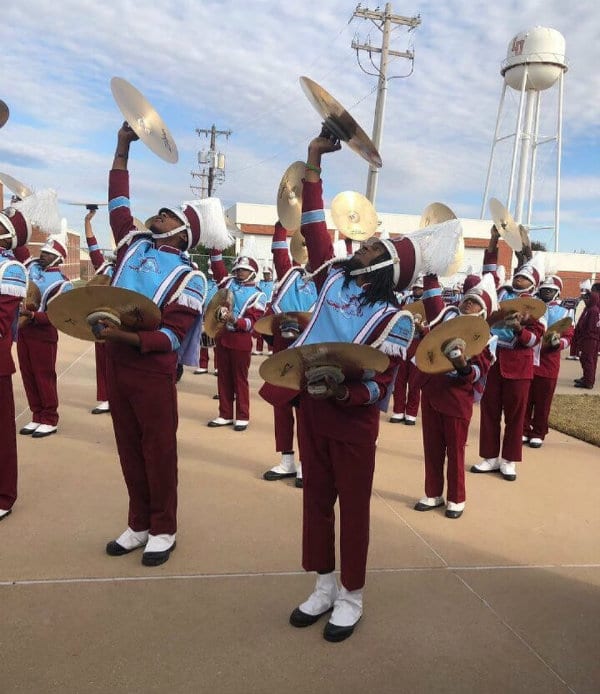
[
  {"x1": 402, "y1": 300, "x2": 425, "y2": 320},
  {"x1": 260, "y1": 341, "x2": 389, "y2": 390},
  {"x1": 110, "y1": 77, "x2": 178, "y2": 164},
  {"x1": 416, "y1": 315, "x2": 490, "y2": 374},
  {"x1": 0, "y1": 172, "x2": 33, "y2": 200},
  {"x1": 488, "y1": 296, "x2": 546, "y2": 325},
  {"x1": 254, "y1": 311, "x2": 312, "y2": 336},
  {"x1": 544, "y1": 316, "x2": 572, "y2": 343},
  {"x1": 277, "y1": 161, "x2": 305, "y2": 231},
  {"x1": 419, "y1": 202, "x2": 457, "y2": 228},
  {"x1": 0, "y1": 100, "x2": 9, "y2": 129},
  {"x1": 289, "y1": 229, "x2": 308, "y2": 265},
  {"x1": 17, "y1": 282, "x2": 41, "y2": 328},
  {"x1": 330, "y1": 191, "x2": 378, "y2": 241},
  {"x1": 488, "y1": 198, "x2": 523, "y2": 251},
  {"x1": 224, "y1": 214, "x2": 244, "y2": 239},
  {"x1": 65, "y1": 201, "x2": 108, "y2": 210},
  {"x1": 86, "y1": 274, "x2": 111, "y2": 287},
  {"x1": 47, "y1": 285, "x2": 160, "y2": 341},
  {"x1": 203, "y1": 288, "x2": 234, "y2": 338},
  {"x1": 299, "y1": 76, "x2": 382, "y2": 168}
]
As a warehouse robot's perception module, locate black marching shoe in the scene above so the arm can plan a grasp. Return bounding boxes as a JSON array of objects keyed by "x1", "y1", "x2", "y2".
[
  {"x1": 106, "y1": 540, "x2": 140, "y2": 556},
  {"x1": 323, "y1": 619, "x2": 361, "y2": 643},
  {"x1": 289, "y1": 607, "x2": 332, "y2": 628},
  {"x1": 142, "y1": 541, "x2": 176, "y2": 567}
]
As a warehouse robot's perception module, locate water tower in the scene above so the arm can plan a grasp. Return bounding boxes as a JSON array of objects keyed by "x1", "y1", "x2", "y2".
[{"x1": 481, "y1": 27, "x2": 568, "y2": 251}]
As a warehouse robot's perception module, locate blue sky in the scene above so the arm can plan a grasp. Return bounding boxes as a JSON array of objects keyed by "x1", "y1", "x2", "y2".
[{"x1": 1, "y1": 1, "x2": 599, "y2": 254}]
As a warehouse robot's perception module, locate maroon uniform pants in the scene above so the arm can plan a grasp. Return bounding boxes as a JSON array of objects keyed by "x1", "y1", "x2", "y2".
[
  {"x1": 420, "y1": 393, "x2": 470, "y2": 504},
  {"x1": 106, "y1": 358, "x2": 179, "y2": 535},
  {"x1": 579, "y1": 338, "x2": 599, "y2": 387},
  {"x1": 214, "y1": 343, "x2": 251, "y2": 421},
  {"x1": 297, "y1": 410, "x2": 376, "y2": 591},
  {"x1": 523, "y1": 374, "x2": 557, "y2": 440},
  {"x1": 0, "y1": 375, "x2": 17, "y2": 510},
  {"x1": 17, "y1": 333, "x2": 59, "y2": 426},
  {"x1": 95, "y1": 342, "x2": 109, "y2": 401},
  {"x1": 479, "y1": 362, "x2": 530, "y2": 462},
  {"x1": 255, "y1": 335, "x2": 265, "y2": 352},
  {"x1": 273, "y1": 401, "x2": 296, "y2": 452},
  {"x1": 392, "y1": 357, "x2": 420, "y2": 417}
]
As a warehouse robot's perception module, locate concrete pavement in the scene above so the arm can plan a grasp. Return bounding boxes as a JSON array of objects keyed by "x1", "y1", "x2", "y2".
[{"x1": 1, "y1": 337, "x2": 598, "y2": 694}]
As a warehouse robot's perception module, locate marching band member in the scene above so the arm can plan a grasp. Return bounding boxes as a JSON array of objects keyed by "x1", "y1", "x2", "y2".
[
  {"x1": 254, "y1": 267, "x2": 274, "y2": 355},
  {"x1": 194, "y1": 266, "x2": 218, "y2": 374},
  {"x1": 471, "y1": 226, "x2": 545, "y2": 481},
  {"x1": 523, "y1": 275, "x2": 573, "y2": 446},
  {"x1": 100, "y1": 122, "x2": 226, "y2": 566},
  {"x1": 208, "y1": 251, "x2": 267, "y2": 431},
  {"x1": 15, "y1": 232, "x2": 73, "y2": 438},
  {"x1": 574, "y1": 280, "x2": 600, "y2": 390},
  {"x1": 84, "y1": 208, "x2": 114, "y2": 414},
  {"x1": 414, "y1": 273, "x2": 497, "y2": 518},
  {"x1": 260, "y1": 221, "x2": 317, "y2": 487},
  {"x1": 282, "y1": 130, "x2": 460, "y2": 642},
  {"x1": 0, "y1": 208, "x2": 31, "y2": 521}
]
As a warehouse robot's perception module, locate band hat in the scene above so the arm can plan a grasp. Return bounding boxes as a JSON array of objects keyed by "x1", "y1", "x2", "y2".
[
  {"x1": 0, "y1": 207, "x2": 32, "y2": 249},
  {"x1": 232, "y1": 255, "x2": 259, "y2": 274},
  {"x1": 154, "y1": 197, "x2": 232, "y2": 251},
  {"x1": 462, "y1": 273, "x2": 481, "y2": 294},
  {"x1": 579, "y1": 279, "x2": 591, "y2": 293},
  {"x1": 539, "y1": 274, "x2": 563, "y2": 294},
  {"x1": 411, "y1": 274, "x2": 424, "y2": 290},
  {"x1": 461, "y1": 272, "x2": 498, "y2": 319},
  {"x1": 41, "y1": 231, "x2": 68, "y2": 260},
  {"x1": 514, "y1": 252, "x2": 545, "y2": 289},
  {"x1": 376, "y1": 219, "x2": 463, "y2": 292}
]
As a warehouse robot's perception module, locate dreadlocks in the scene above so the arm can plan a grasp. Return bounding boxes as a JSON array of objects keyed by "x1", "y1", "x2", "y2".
[{"x1": 339, "y1": 255, "x2": 400, "y2": 308}]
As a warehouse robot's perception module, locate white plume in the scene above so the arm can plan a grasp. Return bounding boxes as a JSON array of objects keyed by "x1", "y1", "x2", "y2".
[{"x1": 12, "y1": 188, "x2": 62, "y2": 234}]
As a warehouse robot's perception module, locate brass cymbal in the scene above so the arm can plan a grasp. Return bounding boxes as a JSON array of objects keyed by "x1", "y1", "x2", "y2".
[
  {"x1": 260, "y1": 341, "x2": 389, "y2": 390},
  {"x1": 289, "y1": 229, "x2": 308, "y2": 265},
  {"x1": 488, "y1": 198, "x2": 523, "y2": 252},
  {"x1": 110, "y1": 77, "x2": 178, "y2": 164},
  {"x1": 416, "y1": 315, "x2": 490, "y2": 374},
  {"x1": 203, "y1": 288, "x2": 234, "y2": 338},
  {"x1": 17, "y1": 282, "x2": 41, "y2": 328},
  {"x1": 488, "y1": 296, "x2": 547, "y2": 326},
  {"x1": 277, "y1": 161, "x2": 305, "y2": 232},
  {"x1": 254, "y1": 311, "x2": 312, "y2": 336},
  {"x1": 0, "y1": 172, "x2": 33, "y2": 200},
  {"x1": 419, "y1": 202, "x2": 457, "y2": 228},
  {"x1": 544, "y1": 316, "x2": 573, "y2": 343},
  {"x1": 402, "y1": 300, "x2": 425, "y2": 320},
  {"x1": 86, "y1": 274, "x2": 111, "y2": 287},
  {"x1": 0, "y1": 100, "x2": 9, "y2": 129},
  {"x1": 331, "y1": 191, "x2": 378, "y2": 241},
  {"x1": 299, "y1": 76, "x2": 382, "y2": 168},
  {"x1": 65, "y1": 201, "x2": 108, "y2": 210},
  {"x1": 47, "y1": 285, "x2": 160, "y2": 341}
]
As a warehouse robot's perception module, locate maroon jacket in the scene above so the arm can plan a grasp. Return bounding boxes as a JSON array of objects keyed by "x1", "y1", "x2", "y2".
[{"x1": 574, "y1": 293, "x2": 600, "y2": 345}]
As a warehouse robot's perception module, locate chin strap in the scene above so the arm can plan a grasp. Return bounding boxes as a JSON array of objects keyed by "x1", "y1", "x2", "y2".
[
  {"x1": 349, "y1": 257, "x2": 397, "y2": 277},
  {"x1": 151, "y1": 223, "x2": 188, "y2": 240}
]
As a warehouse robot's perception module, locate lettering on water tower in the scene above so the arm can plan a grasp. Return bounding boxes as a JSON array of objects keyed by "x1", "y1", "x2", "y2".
[{"x1": 511, "y1": 38, "x2": 525, "y2": 56}]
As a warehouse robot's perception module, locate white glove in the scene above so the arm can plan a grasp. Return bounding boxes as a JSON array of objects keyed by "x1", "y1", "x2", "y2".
[
  {"x1": 305, "y1": 364, "x2": 345, "y2": 386},
  {"x1": 216, "y1": 306, "x2": 230, "y2": 322},
  {"x1": 548, "y1": 332, "x2": 561, "y2": 348},
  {"x1": 442, "y1": 337, "x2": 466, "y2": 360}
]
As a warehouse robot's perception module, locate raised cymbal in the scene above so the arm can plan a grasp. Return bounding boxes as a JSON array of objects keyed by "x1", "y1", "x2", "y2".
[
  {"x1": 488, "y1": 198, "x2": 523, "y2": 252},
  {"x1": 331, "y1": 191, "x2": 378, "y2": 241},
  {"x1": 416, "y1": 315, "x2": 490, "y2": 374},
  {"x1": 110, "y1": 77, "x2": 178, "y2": 164},
  {"x1": 203, "y1": 288, "x2": 234, "y2": 338},
  {"x1": 260, "y1": 341, "x2": 389, "y2": 390},
  {"x1": 224, "y1": 214, "x2": 244, "y2": 239},
  {"x1": 289, "y1": 229, "x2": 308, "y2": 265},
  {"x1": 299, "y1": 77, "x2": 382, "y2": 169},
  {"x1": 65, "y1": 201, "x2": 108, "y2": 210},
  {"x1": 277, "y1": 161, "x2": 305, "y2": 232},
  {"x1": 47, "y1": 285, "x2": 160, "y2": 341},
  {"x1": 419, "y1": 202, "x2": 457, "y2": 228},
  {"x1": 487, "y1": 296, "x2": 546, "y2": 326},
  {"x1": 254, "y1": 311, "x2": 312, "y2": 336},
  {"x1": 0, "y1": 172, "x2": 33, "y2": 200},
  {"x1": 0, "y1": 100, "x2": 9, "y2": 129},
  {"x1": 544, "y1": 316, "x2": 573, "y2": 343}
]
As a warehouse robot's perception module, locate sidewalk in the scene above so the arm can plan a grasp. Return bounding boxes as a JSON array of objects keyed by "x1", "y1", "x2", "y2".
[{"x1": 1, "y1": 337, "x2": 598, "y2": 694}]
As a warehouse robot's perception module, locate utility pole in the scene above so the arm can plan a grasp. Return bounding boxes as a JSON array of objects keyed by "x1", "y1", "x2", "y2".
[
  {"x1": 351, "y1": 3, "x2": 420, "y2": 203},
  {"x1": 190, "y1": 124, "x2": 232, "y2": 198}
]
